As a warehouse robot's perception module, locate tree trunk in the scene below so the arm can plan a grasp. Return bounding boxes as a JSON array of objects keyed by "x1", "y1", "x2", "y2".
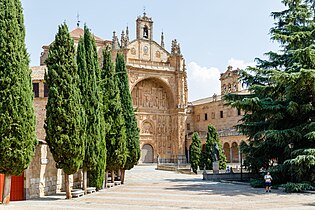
[
  {"x1": 2, "y1": 174, "x2": 11, "y2": 204},
  {"x1": 104, "y1": 171, "x2": 108, "y2": 187},
  {"x1": 83, "y1": 170, "x2": 87, "y2": 194},
  {"x1": 121, "y1": 169, "x2": 125, "y2": 184},
  {"x1": 111, "y1": 170, "x2": 115, "y2": 183},
  {"x1": 65, "y1": 174, "x2": 72, "y2": 199}
]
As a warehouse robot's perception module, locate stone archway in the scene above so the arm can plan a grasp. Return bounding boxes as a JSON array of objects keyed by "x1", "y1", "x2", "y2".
[
  {"x1": 131, "y1": 77, "x2": 174, "y2": 110},
  {"x1": 141, "y1": 144, "x2": 154, "y2": 163},
  {"x1": 223, "y1": 142, "x2": 231, "y2": 163},
  {"x1": 231, "y1": 142, "x2": 239, "y2": 163},
  {"x1": 132, "y1": 77, "x2": 176, "y2": 160}
]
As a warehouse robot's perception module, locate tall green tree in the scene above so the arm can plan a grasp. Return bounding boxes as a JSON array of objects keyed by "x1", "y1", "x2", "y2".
[
  {"x1": 191, "y1": 132, "x2": 201, "y2": 174},
  {"x1": 0, "y1": 0, "x2": 37, "y2": 204},
  {"x1": 101, "y1": 49, "x2": 127, "y2": 183},
  {"x1": 45, "y1": 23, "x2": 84, "y2": 199},
  {"x1": 115, "y1": 53, "x2": 140, "y2": 183},
  {"x1": 77, "y1": 25, "x2": 106, "y2": 191},
  {"x1": 203, "y1": 124, "x2": 226, "y2": 170},
  {"x1": 225, "y1": 0, "x2": 315, "y2": 183}
]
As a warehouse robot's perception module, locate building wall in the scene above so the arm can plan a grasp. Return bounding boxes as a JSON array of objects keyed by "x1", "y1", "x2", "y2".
[
  {"x1": 189, "y1": 100, "x2": 242, "y2": 132},
  {"x1": 25, "y1": 143, "x2": 58, "y2": 199}
]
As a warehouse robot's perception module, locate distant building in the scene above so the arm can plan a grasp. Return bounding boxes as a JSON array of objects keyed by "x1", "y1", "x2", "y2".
[{"x1": 186, "y1": 66, "x2": 247, "y2": 164}]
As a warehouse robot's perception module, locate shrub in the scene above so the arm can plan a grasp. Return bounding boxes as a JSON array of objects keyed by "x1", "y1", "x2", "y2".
[
  {"x1": 281, "y1": 182, "x2": 314, "y2": 193},
  {"x1": 250, "y1": 179, "x2": 264, "y2": 188}
]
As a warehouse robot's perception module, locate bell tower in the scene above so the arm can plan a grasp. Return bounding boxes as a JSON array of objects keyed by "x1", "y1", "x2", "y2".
[
  {"x1": 220, "y1": 66, "x2": 241, "y2": 95},
  {"x1": 136, "y1": 12, "x2": 153, "y2": 40}
]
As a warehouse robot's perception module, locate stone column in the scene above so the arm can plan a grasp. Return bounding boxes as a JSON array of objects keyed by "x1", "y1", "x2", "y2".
[{"x1": 238, "y1": 146, "x2": 241, "y2": 165}]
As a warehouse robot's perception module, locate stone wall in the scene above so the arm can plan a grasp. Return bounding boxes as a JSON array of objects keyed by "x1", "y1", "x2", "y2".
[{"x1": 25, "y1": 142, "x2": 58, "y2": 199}]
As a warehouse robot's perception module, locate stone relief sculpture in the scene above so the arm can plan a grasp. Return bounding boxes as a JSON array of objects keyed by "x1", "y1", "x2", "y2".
[
  {"x1": 132, "y1": 79, "x2": 169, "y2": 110},
  {"x1": 142, "y1": 121, "x2": 153, "y2": 134}
]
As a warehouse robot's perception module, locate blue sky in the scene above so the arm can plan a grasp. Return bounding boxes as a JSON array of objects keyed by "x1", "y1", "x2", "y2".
[{"x1": 21, "y1": 0, "x2": 285, "y2": 101}]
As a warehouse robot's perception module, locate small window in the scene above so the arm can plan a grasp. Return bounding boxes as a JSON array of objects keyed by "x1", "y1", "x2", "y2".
[
  {"x1": 33, "y1": 83, "x2": 39, "y2": 98},
  {"x1": 237, "y1": 109, "x2": 241, "y2": 116},
  {"x1": 204, "y1": 113, "x2": 208, "y2": 121},
  {"x1": 44, "y1": 83, "x2": 49, "y2": 97},
  {"x1": 220, "y1": 111, "x2": 224, "y2": 118},
  {"x1": 187, "y1": 123, "x2": 190, "y2": 131},
  {"x1": 211, "y1": 112, "x2": 215, "y2": 119}
]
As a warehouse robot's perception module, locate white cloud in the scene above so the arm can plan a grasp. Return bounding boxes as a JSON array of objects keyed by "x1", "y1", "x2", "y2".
[
  {"x1": 187, "y1": 62, "x2": 221, "y2": 101},
  {"x1": 227, "y1": 58, "x2": 256, "y2": 70},
  {"x1": 187, "y1": 58, "x2": 255, "y2": 101}
]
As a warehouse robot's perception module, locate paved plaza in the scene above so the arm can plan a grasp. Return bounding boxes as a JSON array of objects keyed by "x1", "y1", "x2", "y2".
[{"x1": 1, "y1": 165, "x2": 315, "y2": 210}]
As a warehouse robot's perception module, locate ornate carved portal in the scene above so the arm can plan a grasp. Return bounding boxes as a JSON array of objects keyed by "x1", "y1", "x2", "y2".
[{"x1": 132, "y1": 78, "x2": 177, "y2": 162}]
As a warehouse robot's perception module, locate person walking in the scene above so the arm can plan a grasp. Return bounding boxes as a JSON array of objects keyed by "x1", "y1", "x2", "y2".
[{"x1": 264, "y1": 172, "x2": 272, "y2": 192}]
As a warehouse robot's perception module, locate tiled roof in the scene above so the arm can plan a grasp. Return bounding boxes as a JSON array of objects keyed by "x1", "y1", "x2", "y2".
[
  {"x1": 69, "y1": 27, "x2": 103, "y2": 42},
  {"x1": 190, "y1": 95, "x2": 222, "y2": 105}
]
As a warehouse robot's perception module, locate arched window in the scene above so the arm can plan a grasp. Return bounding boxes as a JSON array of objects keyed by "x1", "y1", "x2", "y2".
[
  {"x1": 228, "y1": 83, "x2": 232, "y2": 93},
  {"x1": 143, "y1": 25, "x2": 149, "y2": 38}
]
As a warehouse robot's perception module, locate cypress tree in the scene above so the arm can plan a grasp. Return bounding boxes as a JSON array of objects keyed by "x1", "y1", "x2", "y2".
[
  {"x1": 204, "y1": 124, "x2": 227, "y2": 170},
  {"x1": 77, "y1": 25, "x2": 106, "y2": 190},
  {"x1": 45, "y1": 23, "x2": 84, "y2": 199},
  {"x1": 191, "y1": 132, "x2": 201, "y2": 174},
  {"x1": 225, "y1": 0, "x2": 315, "y2": 182},
  {"x1": 0, "y1": 0, "x2": 37, "y2": 204},
  {"x1": 101, "y1": 48, "x2": 127, "y2": 183},
  {"x1": 115, "y1": 53, "x2": 140, "y2": 183}
]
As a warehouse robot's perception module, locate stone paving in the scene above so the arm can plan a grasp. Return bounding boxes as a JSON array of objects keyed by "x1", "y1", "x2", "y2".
[{"x1": 1, "y1": 165, "x2": 315, "y2": 210}]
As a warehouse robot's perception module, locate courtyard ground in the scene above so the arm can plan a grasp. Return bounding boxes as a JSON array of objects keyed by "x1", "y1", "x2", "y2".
[{"x1": 1, "y1": 164, "x2": 315, "y2": 210}]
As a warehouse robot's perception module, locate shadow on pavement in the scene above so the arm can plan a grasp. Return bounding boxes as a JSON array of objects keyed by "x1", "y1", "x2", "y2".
[
  {"x1": 164, "y1": 178, "x2": 278, "y2": 197},
  {"x1": 28, "y1": 193, "x2": 66, "y2": 201}
]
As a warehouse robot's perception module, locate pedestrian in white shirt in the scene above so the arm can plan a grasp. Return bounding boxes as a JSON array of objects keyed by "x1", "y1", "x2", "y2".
[{"x1": 264, "y1": 172, "x2": 272, "y2": 192}]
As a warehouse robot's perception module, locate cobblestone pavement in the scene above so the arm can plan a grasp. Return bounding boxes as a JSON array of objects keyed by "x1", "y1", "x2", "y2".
[{"x1": 1, "y1": 165, "x2": 315, "y2": 210}]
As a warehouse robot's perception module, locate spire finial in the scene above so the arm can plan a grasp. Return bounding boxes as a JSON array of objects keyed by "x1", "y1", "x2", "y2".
[
  {"x1": 76, "y1": 12, "x2": 80, "y2": 27},
  {"x1": 121, "y1": 30, "x2": 125, "y2": 48},
  {"x1": 143, "y1": 6, "x2": 146, "y2": 16},
  {"x1": 161, "y1": 31, "x2": 165, "y2": 48},
  {"x1": 125, "y1": 25, "x2": 130, "y2": 46}
]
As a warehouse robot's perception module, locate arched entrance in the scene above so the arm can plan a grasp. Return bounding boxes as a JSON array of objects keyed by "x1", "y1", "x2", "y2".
[
  {"x1": 231, "y1": 142, "x2": 239, "y2": 163},
  {"x1": 132, "y1": 77, "x2": 176, "y2": 160},
  {"x1": 141, "y1": 144, "x2": 154, "y2": 163},
  {"x1": 223, "y1": 142, "x2": 231, "y2": 163}
]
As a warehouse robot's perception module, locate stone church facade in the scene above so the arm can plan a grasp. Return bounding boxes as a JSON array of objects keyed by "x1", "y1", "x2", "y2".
[
  {"x1": 20, "y1": 13, "x2": 246, "y2": 199},
  {"x1": 123, "y1": 14, "x2": 188, "y2": 163}
]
